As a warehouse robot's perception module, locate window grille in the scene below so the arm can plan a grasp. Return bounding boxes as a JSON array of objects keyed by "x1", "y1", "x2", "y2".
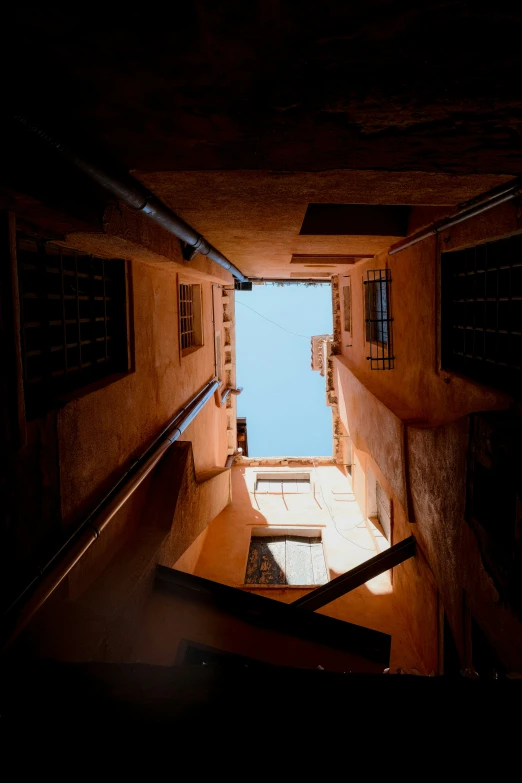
[
  {"x1": 179, "y1": 283, "x2": 194, "y2": 350},
  {"x1": 441, "y1": 235, "x2": 522, "y2": 393},
  {"x1": 17, "y1": 237, "x2": 129, "y2": 418},
  {"x1": 179, "y1": 283, "x2": 203, "y2": 353},
  {"x1": 364, "y1": 269, "x2": 394, "y2": 369}
]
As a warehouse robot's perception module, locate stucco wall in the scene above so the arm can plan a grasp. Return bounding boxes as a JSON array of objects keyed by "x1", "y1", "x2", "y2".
[
  {"x1": 334, "y1": 197, "x2": 522, "y2": 672},
  {"x1": 349, "y1": 444, "x2": 439, "y2": 674},
  {"x1": 408, "y1": 421, "x2": 522, "y2": 671},
  {"x1": 336, "y1": 199, "x2": 519, "y2": 428},
  {"x1": 57, "y1": 256, "x2": 229, "y2": 528},
  {"x1": 15, "y1": 442, "x2": 231, "y2": 663},
  {"x1": 177, "y1": 464, "x2": 436, "y2": 672}
]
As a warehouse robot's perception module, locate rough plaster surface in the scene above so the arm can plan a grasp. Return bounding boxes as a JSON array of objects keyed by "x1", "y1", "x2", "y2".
[
  {"x1": 408, "y1": 421, "x2": 522, "y2": 671},
  {"x1": 17, "y1": 442, "x2": 231, "y2": 663},
  {"x1": 334, "y1": 357, "x2": 408, "y2": 516},
  {"x1": 7, "y1": 7, "x2": 522, "y2": 175},
  {"x1": 333, "y1": 197, "x2": 522, "y2": 669},
  {"x1": 57, "y1": 259, "x2": 228, "y2": 528},
  {"x1": 181, "y1": 465, "x2": 434, "y2": 672},
  {"x1": 134, "y1": 170, "x2": 511, "y2": 279},
  {"x1": 337, "y1": 199, "x2": 517, "y2": 430}
]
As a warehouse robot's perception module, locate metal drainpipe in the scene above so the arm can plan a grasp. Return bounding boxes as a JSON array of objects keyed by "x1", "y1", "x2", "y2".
[
  {"x1": 220, "y1": 386, "x2": 243, "y2": 407},
  {"x1": 12, "y1": 115, "x2": 249, "y2": 283},
  {"x1": 389, "y1": 179, "x2": 522, "y2": 256},
  {"x1": 3, "y1": 378, "x2": 220, "y2": 647}
]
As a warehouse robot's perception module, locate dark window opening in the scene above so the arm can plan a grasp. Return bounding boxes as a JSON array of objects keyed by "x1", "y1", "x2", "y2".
[
  {"x1": 364, "y1": 269, "x2": 394, "y2": 369},
  {"x1": 443, "y1": 614, "x2": 461, "y2": 677},
  {"x1": 245, "y1": 535, "x2": 328, "y2": 586},
  {"x1": 17, "y1": 237, "x2": 129, "y2": 418},
  {"x1": 441, "y1": 234, "x2": 522, "y2": 394},
  {"x1": 177, "y1": 639, "x2": 272, "y2": 669},
  {"x1": 299, "y1": 204, "x2": 409, "y2": 236},
  {"x1": 343, "y1": 279, "x2": 352, "y2": 334},
  {"x1": 237, "y1": 417, "x2": 248, "y2": 456}
]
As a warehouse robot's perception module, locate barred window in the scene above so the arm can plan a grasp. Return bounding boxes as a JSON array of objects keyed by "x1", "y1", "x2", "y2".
[
  {"x1": 179, "y1": 283, "x2": 203, "y2": 354},
  {"x1": 441, "y1": 235, "x2": 522, "y2": 393},
  {"x1": 364, "y1": 269, "x2": 394, "y2": 369},
  {"x1": 17, "y1": 238, "x2": 130, "y2": 418}
]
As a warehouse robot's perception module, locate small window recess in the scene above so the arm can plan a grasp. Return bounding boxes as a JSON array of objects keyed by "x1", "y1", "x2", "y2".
[
  {"x1": 254, "y1": 473, "x2": 311, "y2": 493},
  {"x1": 215, "y1": 330, "x2": 223, "y2": 381},
  {"x1": 179, "y1": 282, "x2": 203, "y2": 355},
  {"x1": 342, "y1": 276, "x2": 352, "y2": 347},
  {"x1": 244, "y1": 528, "x2": 328, "y2": 586},
  {"x1": 440, "y1": 235, "x2": 522, "y2": 394},
  {"x1": 366, "y1": 471, "x2": 392, "y2": 542},
  {"x1": 17, "y1": 235, "x2": 131, "y2": 419},
  {"x1": 364, "y1": 268, "x2": 394, "y2": 370}
]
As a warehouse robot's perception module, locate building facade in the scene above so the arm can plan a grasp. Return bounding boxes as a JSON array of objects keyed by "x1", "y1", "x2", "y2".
[{"x1": 3, "y1": 11, "x2": 522, "y2": 729}]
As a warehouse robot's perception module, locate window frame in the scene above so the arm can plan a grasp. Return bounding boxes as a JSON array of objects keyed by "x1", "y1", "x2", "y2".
[
  {"x1": 254, "y1": 472, "x2": 312, "y2": 494},
  {"x1": 16, "y1": 235, "x2": 133, "y2": 419},
  {"x1": 342, "y1": 276, "x2": 352, "y2": 340},
  {"x1": 179, "y1": 280, "x2": 204, "y2": 357},
  {"x1": 363, "y1": 268, "x2": 394, "y2": 370},
  {"x1": 440, "y1": 234, "x2": 522, "y2": 394},
  {"x1": 244, "y1": 528, "x2": 328, "y2": 587}
]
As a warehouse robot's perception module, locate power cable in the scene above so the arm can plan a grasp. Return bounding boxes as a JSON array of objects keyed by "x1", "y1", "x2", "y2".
[{"x1": 236, "y1": 300, "x2": 310, "y2": 339}]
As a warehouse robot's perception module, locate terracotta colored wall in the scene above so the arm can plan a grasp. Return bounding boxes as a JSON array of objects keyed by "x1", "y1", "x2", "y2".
[
  {"x1": 15, "y1": 442, "x2": 231, "y2": 663},
  {"x1": 334, "y1": 198, "x2": 522, "y2": 672},
  {"x1": 408, "y1": 421, "x2": 522, "y2": 670},
  {"x1": 177, "y1": 464, "x2": 437, "y2": 672},
  {"x1": 337, "y1": 200, "x2": 519, "y2": 428},
  {"x1": 135, "y1": 171, "x2": 510, "y2": 280},
  {"x1": 57, "y1": 257, "x2": 229, "y2": 528},
  {"x1": 349, "y1": 443, "x2": 439, "y2": 673},
  {"x1": 335, "y1": 357, "x2": 409, "y2": 515},
  {"x1": 336, "y1": 349, "x2": 522, "y2": 672}
]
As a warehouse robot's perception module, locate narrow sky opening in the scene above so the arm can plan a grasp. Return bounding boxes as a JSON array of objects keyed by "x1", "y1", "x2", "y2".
[{"x1": 236, "y1": 283, "x2": 333, "y2": 456}]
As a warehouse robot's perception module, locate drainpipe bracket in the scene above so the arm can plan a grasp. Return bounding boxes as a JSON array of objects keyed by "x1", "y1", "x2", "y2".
[{"x1": 182, "y1": 242, "x2": 201, "y2": 262}]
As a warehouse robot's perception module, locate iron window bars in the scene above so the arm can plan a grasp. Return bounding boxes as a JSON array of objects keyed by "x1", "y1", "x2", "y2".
[
  {"x1": 364, "y1": 269, "x2": 394, "y2": 369},
  {"x1": 441, "y1": 235, "x2": 522, "y2": 394},
  {"x1": 179, "y1": 283, "x2": 195, "y2": 351},
  {"x1": 17, "y1": 237, "x2": 128, "y2": 418}
]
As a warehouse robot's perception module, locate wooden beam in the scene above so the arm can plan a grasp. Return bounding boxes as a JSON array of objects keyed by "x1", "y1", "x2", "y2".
[
  {"x1": 155, "y1": 564, "x2": 391, "y2": 664},
  {"x1": 292, "y1": 536, "x2": 416, "y2": 611}
]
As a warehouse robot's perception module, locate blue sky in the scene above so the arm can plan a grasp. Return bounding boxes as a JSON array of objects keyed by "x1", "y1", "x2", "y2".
[{"x1": 235, "y1": 284, "x2": 333, "y2": 456}]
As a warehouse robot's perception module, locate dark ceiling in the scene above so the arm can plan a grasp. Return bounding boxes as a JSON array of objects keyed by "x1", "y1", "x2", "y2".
[{"x1": 4, "y1": 3, "x2": 522, "y2": 174}]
